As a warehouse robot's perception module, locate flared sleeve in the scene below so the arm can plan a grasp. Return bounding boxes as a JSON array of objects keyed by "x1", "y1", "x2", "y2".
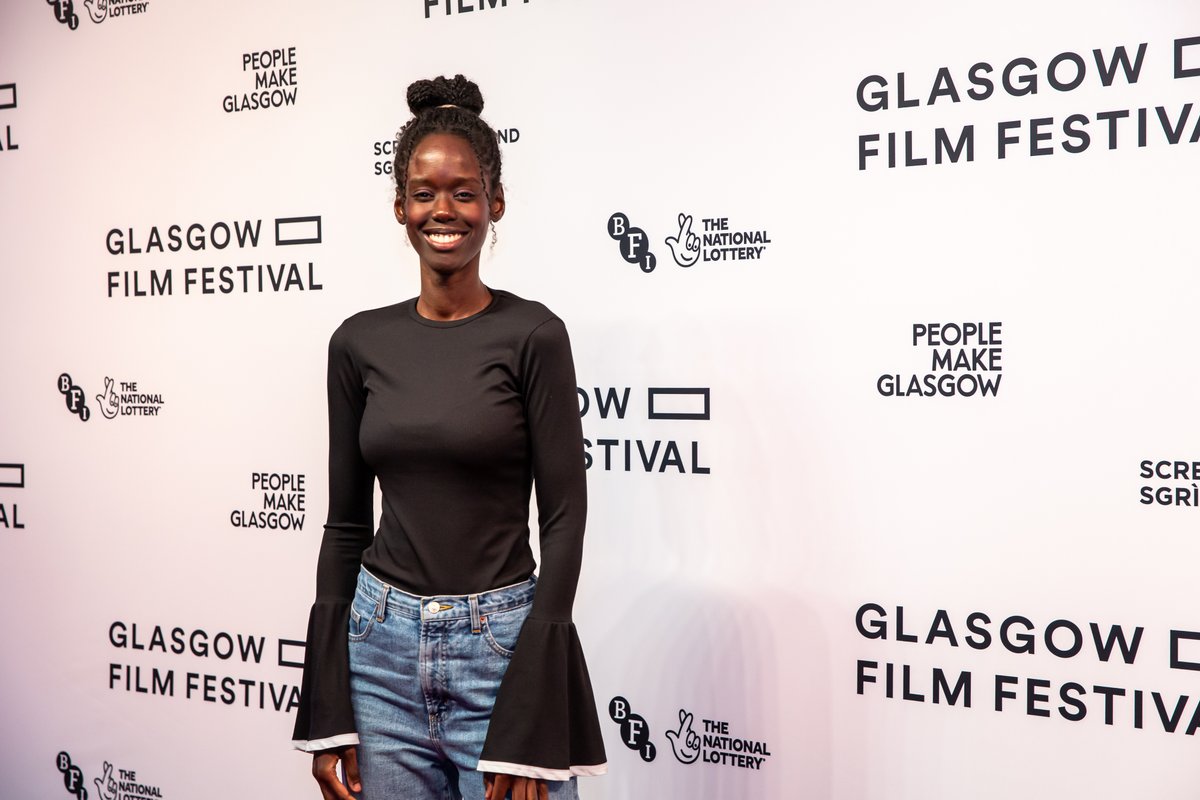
[
  {"x1": 292, "y1": 321, "x2": 376, "y2": 751},
  {"x1": 477, "y1": 317, "x2": 608, "y2": 778}
]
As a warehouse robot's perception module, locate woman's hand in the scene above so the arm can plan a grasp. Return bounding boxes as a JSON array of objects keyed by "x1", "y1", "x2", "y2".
[
  {"x1": 485, "y1": 772, "x2": 548, "y2": 800},
  {"x1": 312, "y1": 746, "x2": 361, "y2": 800}
]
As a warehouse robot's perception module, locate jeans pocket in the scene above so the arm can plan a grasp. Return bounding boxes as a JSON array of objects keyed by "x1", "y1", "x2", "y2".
[
  {"x1": 348, "y1": 592, "x2": 377, "y2": 642},
  {"x1": 481, "y1": 605, "x2": 529, "y2": 658}
]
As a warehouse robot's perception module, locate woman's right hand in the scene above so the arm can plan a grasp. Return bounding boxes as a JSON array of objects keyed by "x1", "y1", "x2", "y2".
[{"x1": 312, "y1": 745, "x2": 361, "y2": 800}]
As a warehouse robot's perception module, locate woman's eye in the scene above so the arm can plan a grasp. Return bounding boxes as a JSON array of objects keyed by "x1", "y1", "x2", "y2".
[{"x1": 455, "y1": 192, "x2": 475, "y2": 201}]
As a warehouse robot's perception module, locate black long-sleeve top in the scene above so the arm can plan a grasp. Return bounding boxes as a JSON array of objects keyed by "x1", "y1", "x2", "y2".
[{"x1": 291, "y1": 289, "x2": 607, "y2": 780}]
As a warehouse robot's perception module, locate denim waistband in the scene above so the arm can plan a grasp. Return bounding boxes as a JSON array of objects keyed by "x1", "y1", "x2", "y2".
[{"x1": 357, "y1": 566, "x2": 536, "y2": 622}]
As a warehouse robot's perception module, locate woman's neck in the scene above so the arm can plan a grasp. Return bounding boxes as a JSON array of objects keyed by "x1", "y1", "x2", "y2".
[{"x1": 416, "y1": 269, "x2": 492, "y2": 321}]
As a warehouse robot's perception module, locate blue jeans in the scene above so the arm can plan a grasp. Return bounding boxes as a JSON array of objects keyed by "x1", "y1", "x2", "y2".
[{"x1": 348, "y1": 567, "x2": 579, "y2": 800}]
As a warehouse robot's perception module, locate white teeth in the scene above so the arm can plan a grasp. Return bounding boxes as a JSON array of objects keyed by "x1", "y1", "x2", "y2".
[{"x1": 428, "y1": 233, "x2": 464, "y2": 244}]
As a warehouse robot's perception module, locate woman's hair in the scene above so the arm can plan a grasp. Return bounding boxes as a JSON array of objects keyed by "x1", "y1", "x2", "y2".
[{"x1": 393, "y1": 75, "x2": 503, "y2": 203}]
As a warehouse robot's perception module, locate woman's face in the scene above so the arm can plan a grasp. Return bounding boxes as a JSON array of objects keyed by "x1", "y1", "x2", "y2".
[{"x1": 395, "y1": 132, "x2": 504, "y2": 279}]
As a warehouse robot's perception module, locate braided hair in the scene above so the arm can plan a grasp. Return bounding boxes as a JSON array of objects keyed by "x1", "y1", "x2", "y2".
[{"x1": 393, "y1": 75, "x2": 503, "y2": 204}]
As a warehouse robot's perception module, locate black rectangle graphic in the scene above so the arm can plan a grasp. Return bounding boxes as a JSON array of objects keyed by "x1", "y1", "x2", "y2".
[
  {"x1": 647, "y1": 388, "x2": 710, "y2": 420},
  {"x1": 0, "y1": 463, "x2": 25, "y2": 488},
  {"x1": 0, "y1": 84, "x2": 16, "y2": 111},
  {"x1": 278, "y1": 638, "x2": 306, "y2": 668},
  {"x1": 275, "y1": 216, "x2": 322, "y2": 246}
]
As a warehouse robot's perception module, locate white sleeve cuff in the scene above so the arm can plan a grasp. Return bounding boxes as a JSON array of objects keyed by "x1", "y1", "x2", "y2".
[
  {"x1": 476, "y1": 760, "x2": 608, "y2": 780},
  {"x1": 292, "y1": 732, "x2": 361, "y2": 752}
]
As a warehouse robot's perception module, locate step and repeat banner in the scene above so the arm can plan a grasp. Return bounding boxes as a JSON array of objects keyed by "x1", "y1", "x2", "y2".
[{"x1": 2, "y1": 1, "x2": 1199, "y2": 798}]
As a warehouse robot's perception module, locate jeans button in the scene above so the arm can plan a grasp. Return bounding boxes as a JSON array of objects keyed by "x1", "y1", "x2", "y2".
[{"x1": 426, "y1": 601, "x2": 440, "y2": 615}]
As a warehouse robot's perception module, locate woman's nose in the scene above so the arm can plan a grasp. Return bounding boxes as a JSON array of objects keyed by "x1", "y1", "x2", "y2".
[{"x1": 432, "y1": 195, "x2": 455, "y2": 219}]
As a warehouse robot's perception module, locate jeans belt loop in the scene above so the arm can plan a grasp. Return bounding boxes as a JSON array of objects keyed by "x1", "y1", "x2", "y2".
[
  {"x1": 469, "y1": 594, "x2": 481, "y2": 634},
  {"x1": 376, "y1": 585, "x2": 390, "y2": 622}
]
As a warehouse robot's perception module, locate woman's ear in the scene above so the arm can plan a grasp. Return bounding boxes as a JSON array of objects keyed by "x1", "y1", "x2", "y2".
[
  {"x1": 489, "y1": 184, "x2": 506, "y2": 223},
  {"x1": 394, "y1": 197, "x2": 406, "y2": 225}
]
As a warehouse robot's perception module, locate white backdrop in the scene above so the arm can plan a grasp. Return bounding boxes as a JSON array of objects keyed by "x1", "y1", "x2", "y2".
[{"x1": 2, "y1": 1, "x2": 1200, "y2": 798}]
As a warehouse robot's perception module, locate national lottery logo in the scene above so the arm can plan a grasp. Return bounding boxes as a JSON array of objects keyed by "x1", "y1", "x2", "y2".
[
  {"x1": 46, "y1": 0, "x2": 150, "y2": 28},
  {"x1": 55, "y1": 752, "x2": 168, "y2": 800},
  {"x1": 85, "y1": 0, "x2": 108, "y2": 23},
  {"x1": 606, "y1": 211, "x2": 772, "y2": 274},
  {"x1": 57, "y1": 373, "x2": 165, "y2": 420},
  {"x1": 607, "y1": 697, "x2": 772, "y2": 770},
  {"x1": 664, "y1": 214, "x2": 700, "y2": 268}
]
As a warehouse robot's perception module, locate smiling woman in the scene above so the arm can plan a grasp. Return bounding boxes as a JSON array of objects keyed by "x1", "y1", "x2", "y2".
[
  {"x1": 292, "y1": 75, "x2": 607, "y2": 800},
  {"x1": 398, "y1": 132, "x2": 503, "y2": 295}
]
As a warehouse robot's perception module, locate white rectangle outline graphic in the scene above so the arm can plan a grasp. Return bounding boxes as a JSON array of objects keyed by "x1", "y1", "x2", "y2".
[
  {"x1": 1171, "y1": 630, "x2": 1200, "y2": 671},
  {"x1": 647, "y1": 388, "x2": 710, "y2": 420},
  {"x1": 274, "y1": 216, "x2": 322, "y2": 246},
  {"x1": 1176, "y1": 36, "x2": 1200, "y2": 78},
  {"x1": 278, "y1": 638, "x2": 306, "y2": 668},
  {"x1": 0, "y1": 463, "x2": 24, "y2": 488}
]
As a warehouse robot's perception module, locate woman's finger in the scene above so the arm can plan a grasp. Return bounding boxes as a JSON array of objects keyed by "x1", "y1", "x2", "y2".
[
  {"x1": 490, "y1": 773, "x2": 512, "y2": 800},
  {"x1": 312, "y1": 752, "x2": 356, "y2": 800},
  {"x1": 342, "y1": 747, "x2": 362, "y2": 794}
]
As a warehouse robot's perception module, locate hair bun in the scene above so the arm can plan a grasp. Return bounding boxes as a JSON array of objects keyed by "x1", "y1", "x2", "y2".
[{"x1": 407, "y1": 75, "x2": 485, "y2": 116}]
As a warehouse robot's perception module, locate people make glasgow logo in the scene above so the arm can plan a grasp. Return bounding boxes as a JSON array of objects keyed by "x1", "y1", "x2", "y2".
[
  {"x1": 608, "y1": 696, "x2": 772, "y2": 771},
  {"x1": 47, "y1": 0, "x2": 151, "y2": 29},
  {"x1": 607, "y1": 212, "x2": 772, "y2": 274}
]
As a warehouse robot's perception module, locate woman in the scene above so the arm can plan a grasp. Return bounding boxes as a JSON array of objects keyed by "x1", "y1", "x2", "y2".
[{"x1": 291, "y1": 75, "x2": 607, "y2": 800}]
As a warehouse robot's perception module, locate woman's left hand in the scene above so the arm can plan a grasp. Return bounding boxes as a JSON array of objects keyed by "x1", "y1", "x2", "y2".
[{"x1": 484, "y1": 772, "x2": 548, "y2": 800}]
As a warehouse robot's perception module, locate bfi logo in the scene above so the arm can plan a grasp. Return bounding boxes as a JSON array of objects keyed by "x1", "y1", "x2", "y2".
[
  {"x1": 609, "y1": 696, "x2": 656, "y2": 762},
  {"x1": 607, "y1": 213, "x2": 657, "y2": 273}
]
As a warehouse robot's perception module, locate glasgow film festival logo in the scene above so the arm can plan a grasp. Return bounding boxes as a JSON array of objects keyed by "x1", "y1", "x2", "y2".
[
  {"x1": 105, "y1": 215, "x2": 324, "y2": 299},
  {"x1": 607, "y1": 212, "x2": 772, "y2": 274},
  {"x1": 579, "y1": 385, "x2": 711, "y2": 475},
  {"x1": 106, "y1": 619, "x2": 305, "y2": 714},
  {"x1": 856, "y1": 36, "x2": 1200, "y2": 171}
]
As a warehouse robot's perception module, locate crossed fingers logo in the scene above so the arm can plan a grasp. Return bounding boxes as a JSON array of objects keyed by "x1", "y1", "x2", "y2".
[{"x1": 664, "y1": 709, "x2": 701, "y2": 764}]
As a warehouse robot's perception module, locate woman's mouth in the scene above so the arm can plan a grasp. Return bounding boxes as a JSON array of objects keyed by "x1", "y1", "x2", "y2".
[{"x1": 426, "y1": 232, "x2": 465, "y2": 247}]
